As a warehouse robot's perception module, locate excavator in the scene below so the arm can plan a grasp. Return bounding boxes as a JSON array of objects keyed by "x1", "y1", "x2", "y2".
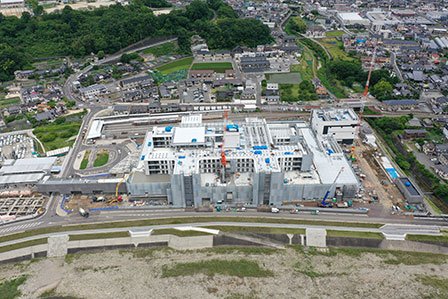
[{"x1": 107, "y1": 175, "x2": 128, "y2": 205}]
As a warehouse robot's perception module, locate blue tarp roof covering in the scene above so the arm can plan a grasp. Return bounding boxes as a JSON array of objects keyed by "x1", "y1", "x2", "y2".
[{"x1": 253, "y1": 145, "x2": 268, "y2": 150}]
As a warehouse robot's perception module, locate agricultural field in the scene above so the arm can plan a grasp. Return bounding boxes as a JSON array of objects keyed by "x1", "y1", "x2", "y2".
[
  {"x1": 141, "y1": 42, "x2": 180, "y2": 57},
  {"x1": 266, "y1": 72, "x2": 301, "y2": 84},
  {"x1": 191, "y1": 62, "x2": 233, "y2": 73},
  {"x1": 320, "y1": 37, "x2": 353, "y2": 61},
  {"x1": 155, "y1": 57, "x2": 193, "y2": 75},
  {"x1": 1, "y1": 246, "x2": 447, "y2": 299},
  {"x1": 0, "y1": 97, "x2": 20, "y2": 109}
]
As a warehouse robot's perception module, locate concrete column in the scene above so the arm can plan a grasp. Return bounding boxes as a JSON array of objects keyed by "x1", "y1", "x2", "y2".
[
  {"x1": 47, "y1": 234, "x2": 69, "y2": 257},
  {"x1": 287, "y1": 234, "x2": 294, "y2": 245}
]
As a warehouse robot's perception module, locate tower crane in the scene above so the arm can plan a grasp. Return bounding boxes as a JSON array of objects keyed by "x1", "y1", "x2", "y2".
[
  {"x1": 320, "y1": 167, "x2": 344, "y2": 207},
  {"x1": 351, "y1": 39, "x2": 378, "y2": 161}
]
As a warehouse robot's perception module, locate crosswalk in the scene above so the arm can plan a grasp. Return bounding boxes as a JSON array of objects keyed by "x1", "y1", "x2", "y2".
[{"x1": 0, "y1": 221, "x2": 43, "y2": 235}]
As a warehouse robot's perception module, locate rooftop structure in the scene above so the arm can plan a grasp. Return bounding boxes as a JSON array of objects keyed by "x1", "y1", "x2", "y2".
[
  {"x1": 127, "y1": 113, "x2": 360, "y2": 207},
  {"x1": 336, "y1": 12, "x2": 370, "y2": 26},
  {"x1": 311, "y1": 108, "x2": 359, "y2": 144}
]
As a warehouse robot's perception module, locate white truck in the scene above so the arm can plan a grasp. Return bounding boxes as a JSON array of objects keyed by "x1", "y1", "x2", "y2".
[{"x1": 79, "y1": 207, "x2": 90, "y2": 218}]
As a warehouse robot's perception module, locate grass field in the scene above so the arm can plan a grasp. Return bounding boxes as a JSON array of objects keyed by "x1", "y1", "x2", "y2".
[
  {"x1": 320, "y1": 38, "x2": 353, "y2": 61},
  {"x1": 266, "y1": 72, "x2": 302, "y2": 84},
  {"x1": 325, "y1": 30, "x2": 345, "y2": 37},
  {"x1": 291, "y1": 47, "x2": 315, "y2": 81},
  {"x1": 0, "y1": 238, "x2": 47, "y2": 253},
  {"x1": 141, "y1": 42, "x2": 180, "y2": 57},
  {"x1": 307, "y1": 246, "x2": 448, "y2": 265},
  {"x1": 327, "y1": 230, "x2": 384, "y2": 239},
  {"x1": 93, "y1": 150, "x2": 109, "y2": 167},
  {"x1": 79, "y1": 150, "x2": 90, "y2": 170},
  {"x1": 162, "y1": 259, "x2": 273, "y2": 278},
  {"x1": 33, "y1": 111, "x2": 85, "y2": 151},
  {"x1": 406, "y1": 233, "x2": 448, "y2": 244},
  {"x1": 33, "y1": 122, "x2": 80, "y2": 150},
  {"x1": 279, "y1": 83, "x2": 300, "y2": 101},
  {"x1": 191, "y1": 62, "x2": 233, "y2": 73},
  {"x1": 156, "y1": 57, "x2": 193, "y2": 75},
  {"x1": 69, "y1": 232, "x2": 129, "y2": 241},
  {"x1": 0, "y1": 275, "x2": 27, "y2": 299},
  {"x1": 0, "y1": 97, "x2": 20, "y2": 109}
]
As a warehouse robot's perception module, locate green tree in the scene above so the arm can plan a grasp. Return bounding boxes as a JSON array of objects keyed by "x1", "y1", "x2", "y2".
[
  {"x1": 287, "y1": 16, "x2": 307, "y2": 34},
  {"x1": 370, "y1": 69, "x2": 399, "y2": 86},
  {"x1": 97, "y1": 50, "x2": 105, "y2": 59},
  {"x1": 370, "y1": 79, "x2": 393, "y2": 101},
  {"x1": 326, "y1": 60, "x2": 365, "y2": 87}
]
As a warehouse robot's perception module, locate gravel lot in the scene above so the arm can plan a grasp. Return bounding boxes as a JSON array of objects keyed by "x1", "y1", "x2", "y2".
[{"x1": 1, "y1": 247, "x2": 448, "y2": 299}]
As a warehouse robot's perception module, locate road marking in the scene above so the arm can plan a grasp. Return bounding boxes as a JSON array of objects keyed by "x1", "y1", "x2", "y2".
[{"x1": 0, "y1": 221, "x2": 43, "y2": 235}]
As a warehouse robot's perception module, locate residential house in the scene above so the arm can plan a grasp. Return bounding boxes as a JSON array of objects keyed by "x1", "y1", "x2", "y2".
[{"x1": 402, "y1": 129, "x2": 427, "y2": 139}]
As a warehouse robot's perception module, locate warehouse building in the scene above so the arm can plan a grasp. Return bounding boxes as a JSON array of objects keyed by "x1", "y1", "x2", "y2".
[
  {"x1": 126, "y1": 114, "x2": 360, "y2": 207},
  {"x1": 336, "y1": 12, "x2": 371, "y2": 27}
]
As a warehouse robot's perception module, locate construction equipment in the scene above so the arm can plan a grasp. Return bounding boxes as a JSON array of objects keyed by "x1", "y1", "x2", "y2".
[
  {"x1": 320, "y1": 167, "x2": 344, "y2": 207},
  {"x1": 352, "y1": 39, "x2": 378, "y2": 161},
  {"x1": 115, "y1": 175, "x2": 128, "y2": 202}
]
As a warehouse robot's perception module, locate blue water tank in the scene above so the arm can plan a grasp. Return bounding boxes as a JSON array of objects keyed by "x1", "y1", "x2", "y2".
[
  {"x1": 192, "y1": 138, "x2": 197, "y2": 143},
  {"x1": 254, "y1": 150, "x2": 262, "y2": 155},
  {"x1": 147, "y1": 141, "x2": 152, "y2": 146},
  {"x1": 405, "y1": 181, "x2": 411, "y2": 187},
  {"x1": 140, "y1": 155, "x2": 145, "y2": 160},
  {"x1": 165, "y1": 126, "x2": 173, "y2": 132},
  {"x1": 265, "y1": 158, "x2": 270, "y2": 164}
]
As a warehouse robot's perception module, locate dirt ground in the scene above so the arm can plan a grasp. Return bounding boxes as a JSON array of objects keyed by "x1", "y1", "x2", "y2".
[
  {"x1": 1, "y1": 247, "x2": 447, "y2": 299},
  {"x1": 65, "y1": 194, "x2": 128, "y2": 211},
  {"x1": 354, "y1": 145, "x2": 404, "y2": 215}
]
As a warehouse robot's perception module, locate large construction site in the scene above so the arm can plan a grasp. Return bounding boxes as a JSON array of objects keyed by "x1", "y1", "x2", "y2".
[
  {"x1": 36, "y1": 108, "x2": 418, "y2": 213},
  {"x1": 124, "y1": 110, "x2": 361, "y2": 207}
]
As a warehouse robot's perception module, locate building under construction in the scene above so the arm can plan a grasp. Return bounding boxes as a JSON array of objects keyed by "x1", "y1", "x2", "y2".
[{"x1": 126, "y1": 114, "x2": 360, "y2": 207}]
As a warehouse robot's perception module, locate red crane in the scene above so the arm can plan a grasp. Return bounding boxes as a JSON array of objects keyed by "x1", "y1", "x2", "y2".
[{"x1": 352, "y1": 41, "x2": 377, "y2": 161}]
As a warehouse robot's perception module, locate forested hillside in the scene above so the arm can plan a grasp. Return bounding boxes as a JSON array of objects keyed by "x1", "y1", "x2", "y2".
[{"x1": 0, "y1": 0, "x2": 272, "y2": 81}]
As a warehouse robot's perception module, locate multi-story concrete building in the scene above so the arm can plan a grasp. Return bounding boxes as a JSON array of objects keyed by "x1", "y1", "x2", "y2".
[
  {"x1": 126, "y1": 113, "x2": 360, "y2": 207},
  {"x1": 311, "y1": 108, "x2": 359, "y2": 145}
]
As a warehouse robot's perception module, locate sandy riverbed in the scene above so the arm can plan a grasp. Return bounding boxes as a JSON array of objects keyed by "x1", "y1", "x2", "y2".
[{"x1": 1, "y1": 246, "x2": 447, "y2": 299}]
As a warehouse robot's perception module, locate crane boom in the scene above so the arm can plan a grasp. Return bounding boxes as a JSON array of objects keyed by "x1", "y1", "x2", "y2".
[{"x1": 321, "y1": 167, "x2": 344, "y2": 206}]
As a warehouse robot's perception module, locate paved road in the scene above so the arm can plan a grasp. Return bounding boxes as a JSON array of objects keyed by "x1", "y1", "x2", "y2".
[
  {"x1": 391, "y1": 52, "x2": 404, "y2": 82},
  {"x1": 61, "y1": 106, "x2": 104, "y2": 178}
]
